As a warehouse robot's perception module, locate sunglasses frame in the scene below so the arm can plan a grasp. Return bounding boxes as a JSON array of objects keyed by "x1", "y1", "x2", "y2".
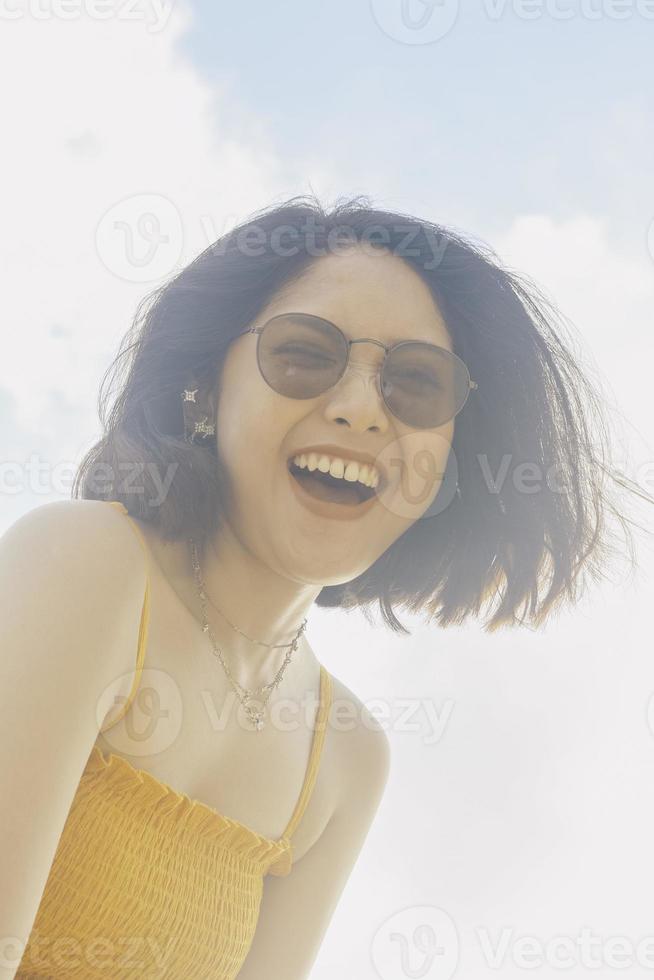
[{"x1": 237, "y1": 312, "x2": 478, "y2": 428}]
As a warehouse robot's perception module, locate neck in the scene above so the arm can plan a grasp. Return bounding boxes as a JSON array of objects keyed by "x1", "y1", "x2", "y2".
[{"x1": 169, "y1": 521, "x2": 321, "y2": 688}]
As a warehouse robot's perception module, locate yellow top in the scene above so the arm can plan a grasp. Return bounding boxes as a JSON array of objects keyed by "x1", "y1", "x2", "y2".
[{"x1": 17, "y1": 500, "x2": 333, "y2": 979}]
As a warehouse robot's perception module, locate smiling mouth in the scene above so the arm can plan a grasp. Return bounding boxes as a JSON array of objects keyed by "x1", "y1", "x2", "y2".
[{"x1": 287, "y1": 459, "x2": 377, "y2": 506}]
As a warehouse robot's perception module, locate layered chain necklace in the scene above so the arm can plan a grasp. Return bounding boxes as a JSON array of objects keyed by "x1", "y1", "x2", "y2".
[{"x1": 188, "y1": 537, "x2": 308, "y2": 731}]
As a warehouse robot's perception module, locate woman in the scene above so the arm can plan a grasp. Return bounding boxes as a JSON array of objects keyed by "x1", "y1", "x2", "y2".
[{"x1": 1, "y1": 195, "x2": 646, "y2": 979}]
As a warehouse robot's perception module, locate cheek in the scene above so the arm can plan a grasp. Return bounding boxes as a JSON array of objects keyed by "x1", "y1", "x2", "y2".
[
  {"x1": 398, "y1": 426, "x2": 454, "y2": 487},
  {"x1": 215, "y1": 351, "x2": 269, "y2": 452},
  {"x1": 380, "y1": 427, "x2": 453, "y2": 524},
  {"x1": 215, "y1": 356, "x2": 299, "y2": 483},
  {"x1": 414, "y1": 439, "x2": 453, "y2": 511},
  {"x1": 429, "y1": 425, "x2": 456, "y2": 493}
]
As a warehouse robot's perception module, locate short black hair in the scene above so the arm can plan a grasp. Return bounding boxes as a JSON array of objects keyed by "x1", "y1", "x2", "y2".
[{"x1": 73, "y1": 193, "x2": 649, "y2": 633}]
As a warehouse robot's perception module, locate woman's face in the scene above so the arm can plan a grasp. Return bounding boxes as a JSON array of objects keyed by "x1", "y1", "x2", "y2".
[{"x1": 213, "y1": 246, "x2": 457, "y2": 587}]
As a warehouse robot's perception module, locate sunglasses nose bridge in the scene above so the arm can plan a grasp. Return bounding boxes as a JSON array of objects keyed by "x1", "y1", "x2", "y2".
[
  {"x1": 337, "y1": 364, "x2": 384, "y2": 400},
  {"x1": 347, "y1": 337, "x2": 390, "y2": 369},
  {"x1": 323, "y1": 340, "x2": 387, "y2": 419},
  {"x1": 348, "y1": 337, "x2": 389, "y2": 353},
  {"x1": 345, "y1": 336, "x2": 389, "y2": 375}
]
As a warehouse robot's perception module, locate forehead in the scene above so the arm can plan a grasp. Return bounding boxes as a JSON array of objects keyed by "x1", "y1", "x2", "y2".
[{"x1": 261, "y1": 249, "x2": 452, "y2": 349}]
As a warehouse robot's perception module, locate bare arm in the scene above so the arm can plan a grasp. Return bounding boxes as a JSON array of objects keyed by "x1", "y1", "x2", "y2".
[
  {"x1": 237, "y1": 702, "x2": 391, "y2": 980},
  {"x1": 0, "y1": 501, "x2": 146, "y2": 979}
]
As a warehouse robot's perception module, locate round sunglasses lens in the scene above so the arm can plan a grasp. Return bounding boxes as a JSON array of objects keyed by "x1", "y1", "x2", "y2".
[
  {"x1": 257, "y1": 314, "x2": 346, "y2": 398},
  {"x1": 382, "y1": 344, "x2": 471, "y2": 428}
]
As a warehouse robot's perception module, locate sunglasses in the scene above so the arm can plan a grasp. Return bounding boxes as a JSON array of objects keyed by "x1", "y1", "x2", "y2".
[{"x1": 237, "y1": 313, "x2": 478, "y2": 429}]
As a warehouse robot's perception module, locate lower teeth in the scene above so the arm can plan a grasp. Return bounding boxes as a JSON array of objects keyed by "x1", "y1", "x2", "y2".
[{"x1": 291, "y1": 468, "x2": 367, "y2": 505}]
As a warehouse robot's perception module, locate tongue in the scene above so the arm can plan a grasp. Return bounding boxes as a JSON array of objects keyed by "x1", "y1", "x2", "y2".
[{"x1": 292, "y1": 468, "x2": 363, "y2": 505}]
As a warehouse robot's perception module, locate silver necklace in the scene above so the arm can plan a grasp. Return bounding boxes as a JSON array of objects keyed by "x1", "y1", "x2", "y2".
[{"x1": 188, "y1": 538, "x2": 307, "y2": 731}]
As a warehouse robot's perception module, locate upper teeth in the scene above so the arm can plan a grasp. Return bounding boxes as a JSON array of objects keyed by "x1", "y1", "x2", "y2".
[{"x1": 291, "y1": 453, "x2": 381, "y2": 490}]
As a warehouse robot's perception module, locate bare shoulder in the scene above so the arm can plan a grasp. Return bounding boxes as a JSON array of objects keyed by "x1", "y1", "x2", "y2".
[
  {"x1": 0, "y1": 499, "x2": 149, "y2": 957},
  {"x1": 3, "y1": 497, "x2": 117, "y2": 544},
  {"x1": 326, "y1": 670, "x2": 391, "y2": 815},
  {"x1": 1, "y1": 498, "x2": 148, "y2": 674},
  {"x1": 3, "y1": 498, "x2": 146, "y2": 576}
]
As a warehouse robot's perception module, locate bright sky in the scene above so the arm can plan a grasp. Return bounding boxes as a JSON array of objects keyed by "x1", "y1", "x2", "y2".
[{"x1": 2, "y1": 2, "x2": 654, "y2": 977}]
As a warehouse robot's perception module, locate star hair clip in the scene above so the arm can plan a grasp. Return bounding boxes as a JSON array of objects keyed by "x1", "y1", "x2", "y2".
[{"x1": 181, "y1": 388, "x2": 216, "y2": 443}]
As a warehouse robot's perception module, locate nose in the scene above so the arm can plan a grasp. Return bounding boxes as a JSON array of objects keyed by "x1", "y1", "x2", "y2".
[{"x1": 321, "y1": 343, "x2": 390, "y2": 433}]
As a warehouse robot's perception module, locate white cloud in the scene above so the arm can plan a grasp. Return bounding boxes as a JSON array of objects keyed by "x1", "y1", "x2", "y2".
[
  {"x1": 493, "y1": 213, "x2": 653, "y2": 348},
  {"x1": 492, "y1": 213, "x2": 654, "y2": 473},
  {"x1": 0, "y1": 3, "x2": 298, "y2": 448}
]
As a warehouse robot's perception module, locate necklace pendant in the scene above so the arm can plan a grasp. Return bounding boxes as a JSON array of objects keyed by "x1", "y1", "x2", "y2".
[
  {"x1": 245, "y1": 705, "x2": 265, "y2": 730},
  {"x1": 190, "y1": 539, "x2": 304, "y2": 738}
]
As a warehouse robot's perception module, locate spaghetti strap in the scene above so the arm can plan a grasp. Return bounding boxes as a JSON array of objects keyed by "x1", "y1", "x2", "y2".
[
  {"x1": 100, "y1": 501, "x2": 151, "y2": 734},
  {"x1": 281, "y1": 664, "x2": 333, "y2": 842}
]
